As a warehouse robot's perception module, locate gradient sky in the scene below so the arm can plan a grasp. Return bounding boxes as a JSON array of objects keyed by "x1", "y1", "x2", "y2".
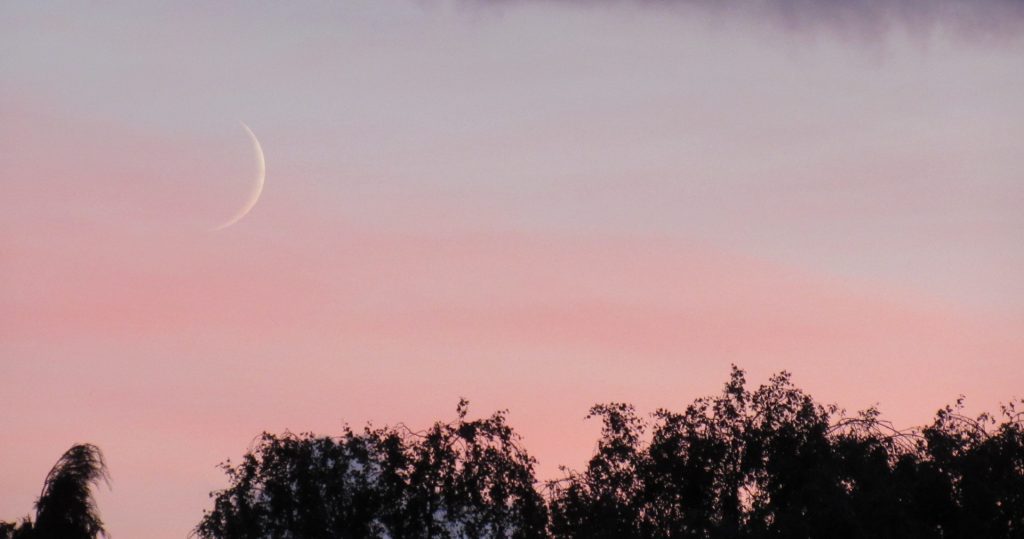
[{"x1": 2, "y1": 1, "x2": 1023, "y2": 536}]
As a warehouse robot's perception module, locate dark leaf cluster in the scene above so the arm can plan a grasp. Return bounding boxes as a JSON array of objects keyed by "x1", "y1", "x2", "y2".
[
  {"x1": 548, "y1": 366, "x2": 1024, "y2": 539},
  {"x1": 1, "y1": 443, "x2": 109, "y2": 539},
  {"x1": 3, "y1": 369, "x2": 1022, "y2": 539},
  {"x1": 193, "y1": 400, "x2": 547, "y2": 539}
]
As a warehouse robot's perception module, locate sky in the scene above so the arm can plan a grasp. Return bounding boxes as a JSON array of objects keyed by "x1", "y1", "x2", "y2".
[{"x1": 2, "y1": 1, "x2": 1023, "y2": 536}]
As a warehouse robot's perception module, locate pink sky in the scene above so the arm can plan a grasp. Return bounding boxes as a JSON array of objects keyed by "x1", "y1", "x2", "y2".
[{"x1": 2, "y1": 1, "x2": 1023, "y2": 537}]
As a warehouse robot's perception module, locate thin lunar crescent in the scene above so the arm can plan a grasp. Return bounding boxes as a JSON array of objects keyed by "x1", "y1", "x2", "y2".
[{"x1": 212, "y1": 122, "x2": 265, "y2": 230}]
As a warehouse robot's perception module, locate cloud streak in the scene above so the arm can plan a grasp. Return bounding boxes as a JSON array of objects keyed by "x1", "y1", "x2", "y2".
[{"x1": 479, "y1": 0, "x2": 1024, "y2": 41}]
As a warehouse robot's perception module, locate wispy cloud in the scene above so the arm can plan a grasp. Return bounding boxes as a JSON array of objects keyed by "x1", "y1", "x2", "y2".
[{"x1": 472, "y1": 0, "x2": 1024, "y2": 41}]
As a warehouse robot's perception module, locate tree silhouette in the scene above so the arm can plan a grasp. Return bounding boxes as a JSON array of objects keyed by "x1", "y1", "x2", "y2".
[
  {"x1": 5, "y1": 369, "x2": 1021, "y2": 538},
  {"x1": 546, "y1": 366, "x2": 1024, "y2": 539},
  {"x1": 194, "y1": 400, "x2": 547, "y2": 539},
  {"x1": 0, "y1": 443, "x2": 109, "y2": 539},
  {"x1": 194, "y1": 369, "x2": 1021, "y2": 538}
]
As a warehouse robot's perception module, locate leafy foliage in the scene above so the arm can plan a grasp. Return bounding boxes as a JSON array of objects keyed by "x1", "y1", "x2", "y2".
[
  {"x1": 547, "y1": 366, "x2": 1024, "y2": 539},
  {"x1": 4, "y1": 370, "x2": 1022, "y2": 539},
  {"x1": 0, "y1": 443, "x2": 109, "y2": 539},
  {"x1": 194, "y1": 400, "x2": 547, "y2": 539}
]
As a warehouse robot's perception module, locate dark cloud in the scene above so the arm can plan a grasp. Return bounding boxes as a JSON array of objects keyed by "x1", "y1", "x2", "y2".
[
  {"x1": 474, "y1": 0, "x2": 1024, "y2": 41},
  {"x1": 710, "y1": 0, "x2": 1024, "y2": 39}
]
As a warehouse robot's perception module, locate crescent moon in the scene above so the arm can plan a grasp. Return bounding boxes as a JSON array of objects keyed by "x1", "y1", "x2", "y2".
[{"x1": 212, "y1": 122, "x2": 265, "y2": 230}]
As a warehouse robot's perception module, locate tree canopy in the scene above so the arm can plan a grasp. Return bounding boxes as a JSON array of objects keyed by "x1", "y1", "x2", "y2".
[
  {"x1": 547, "y1": 367, "x2": 1024, "y2": 538},
  {"x1": 3, "y1": 368, "x2": 1022, "y2": 538},
  {"x1": 1, "y1": 443, "x2": 109, "y2": 539},
  {"x1": 194, "y1": 400, "x2": 547, "y2": 539},
  {"x1": 196, "y1": 367, "x2": 1023, "y2": 538}
]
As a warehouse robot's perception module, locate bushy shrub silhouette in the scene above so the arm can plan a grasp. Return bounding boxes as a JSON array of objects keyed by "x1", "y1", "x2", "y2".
[
  {"x1": 195, "y1": 368, "x2": 1022, "y2": 538},
  {"x1": 547, "y1": 367, "x2": 1024, "y2": 539},
  {"x1": 194, "y1": 400, "x2": 547, "y2": 539},
  {"x1": 1, "y1": 444, "x2": 109, "y2": 539},
  {"x1": 4, "y1": 368, "x2": 1022, "y2": 539}
]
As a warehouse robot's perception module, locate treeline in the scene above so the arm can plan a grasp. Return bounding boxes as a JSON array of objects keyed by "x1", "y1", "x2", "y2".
[
  {"x1": 3, "y1": 367, "x2": 1023, "y2": 538},
  {"x1": 0, "y1": 444, "x2": 108, "y2": 539}
]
